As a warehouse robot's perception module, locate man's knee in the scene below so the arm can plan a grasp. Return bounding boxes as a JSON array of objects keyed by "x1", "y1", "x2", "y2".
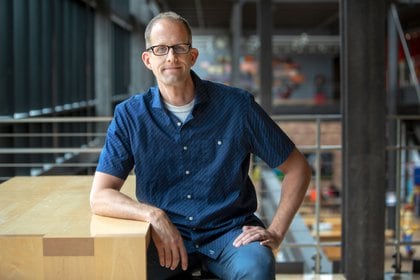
[
  {"x1": 228, "y1": 244, "x2": 275, "y2": 279},
  {"x1": 234, "y1": 254, "x2": 275, "y2": 279}
]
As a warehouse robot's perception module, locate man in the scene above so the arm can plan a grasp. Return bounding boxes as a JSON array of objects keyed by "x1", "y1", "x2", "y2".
[{"x1": 90, "y1": 11, "x2": 311, "y2": 280}]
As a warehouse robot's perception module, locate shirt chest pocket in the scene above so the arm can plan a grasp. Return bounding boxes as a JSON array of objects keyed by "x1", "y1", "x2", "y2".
[{"x1": 189, "y1": 138, "x2": 238, "y2": 167}]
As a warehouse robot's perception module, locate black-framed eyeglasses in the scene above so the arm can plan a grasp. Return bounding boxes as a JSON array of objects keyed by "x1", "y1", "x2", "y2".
[{"x1": 146, "y1": 43, "x2": 192, "y2": 56}]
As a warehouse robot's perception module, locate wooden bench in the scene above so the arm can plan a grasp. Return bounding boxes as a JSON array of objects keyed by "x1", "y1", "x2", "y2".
[{"x1": 0, "y1": 176, "x2": 150, "y2": 280}]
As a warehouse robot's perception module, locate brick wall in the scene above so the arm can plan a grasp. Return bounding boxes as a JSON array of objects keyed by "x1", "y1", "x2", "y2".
[{"x1": 278, "y1": 121, "x2": 342, "y2": 190}]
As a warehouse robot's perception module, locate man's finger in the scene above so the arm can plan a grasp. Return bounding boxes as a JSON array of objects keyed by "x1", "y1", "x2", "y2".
[
  {"x1": 164, "y1": 248, "x2": 172, "y2": 268},
  {"x1": 233, "y1": 231, "x2": 255, "y2": 247},
  {"x1": 233, "y1": 226, "x2": 255, "y2": 246},
  {"x1": 170, "y1": 246, "x2": 180, "y2": 270},
  {"x1": 260, "y1": 239, "x2": 272, "y2": 246},
  {"x1": 179, "y1": 244, "x2": 189, "y2": 271},
  {"x1": 158, "y1": 246, "x2": 165, "y2": 267},
  {"x1": 234, "y1": 227, "x2": 270, "y2": 247}
]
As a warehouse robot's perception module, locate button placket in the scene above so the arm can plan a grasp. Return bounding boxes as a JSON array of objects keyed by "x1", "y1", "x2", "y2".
[
  {"x1": 180, "y1": 132, "x2": 194, "y2": 224},
  {"x1": 181, "y1": 140, "x2": 190, "y2": 176}
]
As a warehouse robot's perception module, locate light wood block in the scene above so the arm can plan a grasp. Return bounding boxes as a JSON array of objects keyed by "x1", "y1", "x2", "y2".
[
  {"x1": 0, "y1": 236, "x2": 44, "y2": 280},
  {"x1": 0, "y1": 176, "x2": 150, "y2": 280}
]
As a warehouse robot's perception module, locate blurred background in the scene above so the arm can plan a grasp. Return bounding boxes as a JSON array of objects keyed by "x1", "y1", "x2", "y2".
[{"x1": 1, "y1": 0, "x2": 420, "y2": 278}]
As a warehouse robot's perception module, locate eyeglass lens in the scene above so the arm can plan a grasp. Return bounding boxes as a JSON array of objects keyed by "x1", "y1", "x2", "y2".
[{"x1": 151, "y1": 44, "x2": 190, "y2": 55}]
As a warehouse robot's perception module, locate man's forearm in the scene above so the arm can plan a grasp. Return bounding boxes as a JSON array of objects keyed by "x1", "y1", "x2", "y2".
[
  {"x1": 268, "y1": 178, "x2": 308, "y2": 241},
  {"x1": 90, "y1": 172, "x2": 163, "y2": 224},
  {"x1": 90, "y1": 187, "x2": 160, "y2": 223},
  {"x1": 269, "y1": 152, "x2": 311, "y2": 242}
]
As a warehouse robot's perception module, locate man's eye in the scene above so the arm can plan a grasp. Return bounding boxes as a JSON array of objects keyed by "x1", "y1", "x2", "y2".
[
  {"x1": 174, "y1": 46, "x2": 186, "y2": 52},
  {"x1": 155, "y1": 46, "x2": 168, "y2": 53}
]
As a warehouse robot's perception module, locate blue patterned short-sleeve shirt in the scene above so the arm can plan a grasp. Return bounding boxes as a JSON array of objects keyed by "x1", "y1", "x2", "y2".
[{"x1": 97, "y1": 71, "x2": 295, "y2": 259}]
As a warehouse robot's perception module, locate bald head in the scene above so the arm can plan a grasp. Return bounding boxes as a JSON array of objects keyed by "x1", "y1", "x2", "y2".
[{"x1": 144, "y1": 11, "x2": 192, "y2": 49}]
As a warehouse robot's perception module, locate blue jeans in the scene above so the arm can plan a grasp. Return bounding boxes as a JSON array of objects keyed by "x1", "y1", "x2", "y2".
[{"x1": 147, "y1": 237, "x2": 275, "y2": 280}]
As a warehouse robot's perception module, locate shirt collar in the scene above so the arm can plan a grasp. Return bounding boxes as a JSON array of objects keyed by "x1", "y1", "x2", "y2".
[
  {"x1": 150, "y1": 70, "x2": 209, "y2": 109},
  {"x1": 191, "y1": 70, "x2": 209, "y2": 107},
  {"x1": 151, "y1": 86, "x2": 163, "y2": 109}
]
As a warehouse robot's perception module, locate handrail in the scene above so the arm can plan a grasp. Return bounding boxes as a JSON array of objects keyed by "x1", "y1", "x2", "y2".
[
  {"x1": 0, "y1": 117, "x2": 111, "y2": 181},
  {"x1": 0, "y1": 116, "x2": 112, "y2": 123},
  {"x1": 1, "y1": 114, "x2": 418, "y2": 274},
  {"x1": 271, "y1": 114, "x2": 341, "y2": 121},
  {"x1": 0, "y1": 148, "x2": 103, "y2": 154}
]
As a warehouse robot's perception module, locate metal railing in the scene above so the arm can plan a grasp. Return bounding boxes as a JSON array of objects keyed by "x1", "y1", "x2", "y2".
[
  {"x1": 0, "y1": 117, "x2": 112, "y2": 181},
  {"x1": 267, "y1": 114, "x2": 420, "y2": 274},
  {"x1": 1, "y1": 114, "x2": 418, "y2": 274},
  {"x1": 387, "y1": 115, "x2": 420, "y2": 273},
  {"x1": 268, "y1": 114, "x2": 342, "y2": 274},
  {"x1": 0, "y1": 114, "x2": 343, "y2": 274}
]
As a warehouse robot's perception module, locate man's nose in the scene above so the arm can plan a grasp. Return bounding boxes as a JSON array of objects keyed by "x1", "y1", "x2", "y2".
[{"x1": 166, "y1": 48, "x2": 177, "y2": 61}]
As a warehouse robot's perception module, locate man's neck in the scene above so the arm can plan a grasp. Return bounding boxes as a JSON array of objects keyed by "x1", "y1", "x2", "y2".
[{"x1": 159, "y1": 79, "x2": 195, "y2": 106}]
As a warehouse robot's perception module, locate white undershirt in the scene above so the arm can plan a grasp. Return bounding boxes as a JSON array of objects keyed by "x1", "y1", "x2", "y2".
[{"x1": 164, "y1": 99, "x2": 195, "y2": 122}]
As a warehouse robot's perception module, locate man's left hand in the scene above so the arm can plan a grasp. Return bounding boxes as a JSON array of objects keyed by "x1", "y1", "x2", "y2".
[{"x1": 232, "y1": 225, "x2": 283, "y2": 250}]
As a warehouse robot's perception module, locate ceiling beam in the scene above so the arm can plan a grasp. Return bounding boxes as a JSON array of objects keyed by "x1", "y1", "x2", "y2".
[
  {"x1": 194, "y1": 0, "x2": 205, "y2": 28},
  {"x1": 247, "y1": 0, "x2": 339, "y2": 2},
  {"x1": 395, "y1": 0, "x2": 420, "y2": 3}
]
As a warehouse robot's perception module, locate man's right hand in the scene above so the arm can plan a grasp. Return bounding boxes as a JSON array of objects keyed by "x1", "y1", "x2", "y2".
[
  {"x1": 149, "y1": 209, "x2": 188, "y2": 271},
  {"x1": 90, "y1": 172, "x2": 188, "y2": 270}
]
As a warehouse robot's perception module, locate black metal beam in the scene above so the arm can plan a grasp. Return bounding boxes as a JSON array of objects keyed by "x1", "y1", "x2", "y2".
[
  {"x1": 257, "y1": 0, "x2": 273, "y2": 113},
  {"x1": 0, "y1": 0, "x2": 13, "y2": 116},
  {"x1": 341, "y1": 0, "x2": 386, "y2": 279},
  {"x1": 13, "y1": 0, "x2": 30, "y2": 117},
  {"x1": 230, "y1": 0, "x2": 244, "y2": 87},
  {"x1": 386, "y1": 5, "x2": 399, "y2": 233}
]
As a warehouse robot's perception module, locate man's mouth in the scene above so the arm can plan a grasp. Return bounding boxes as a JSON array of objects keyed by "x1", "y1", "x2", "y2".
[{"x1": 163, "y1": 66, "x2": 181, "y2": 71}]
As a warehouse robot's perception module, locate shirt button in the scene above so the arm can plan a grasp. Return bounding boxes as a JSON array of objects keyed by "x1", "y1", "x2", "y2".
[
  {"x1": 217, "y1": 140, "x2": 222, "y2": 145},
  {"x1": 185, "y1": 170, "x2": 190, "y2": 175},
  {"x1": 195, "y1": 244, "x2": 200, "y2": 249},
  {"x1": 183, "y1": 146, "x2": 188, "y2": 150},
  {"x1": 188, "y1": 216, "x2": 193, "y2": 221},
  {"x1": 177, "y1": 122, "x2": 182, "y2": 126},
  {"x1": 186, "y1": 194, "x2": 192, "y2": 199}
]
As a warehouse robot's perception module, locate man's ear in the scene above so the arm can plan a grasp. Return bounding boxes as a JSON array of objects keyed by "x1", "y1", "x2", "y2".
[
  {"x1": 190, "y1": 48, "x2": 199, "y2": 66},
  {"x1": 141, "y1": 51, "x2": 153, "y2": 70}
]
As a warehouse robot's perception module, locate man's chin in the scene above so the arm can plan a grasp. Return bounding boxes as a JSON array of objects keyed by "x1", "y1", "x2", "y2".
[{"x1": 160, "y1": 75, "x2": 184, "y2": 85}]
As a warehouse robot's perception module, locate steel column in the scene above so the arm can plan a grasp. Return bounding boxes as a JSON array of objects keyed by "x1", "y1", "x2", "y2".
[
  {"x1": 94, "y1": 12, "x2": 113, "y2": 117},
  {"x1": 341, "y1": 0, "x2": 386, "y2": 279},
  {"x1": 231, "y1": 0, "x2": 244, "y2": 87},
  {"x1": 257, "y1": 0, "x2": 273, "y2": 113},
  {"x1": 0, "y1": 0, "x2": 13, "y2": 116},
  {"x1": 386, "y1": 5, "x2": 398, "y2": 233}
]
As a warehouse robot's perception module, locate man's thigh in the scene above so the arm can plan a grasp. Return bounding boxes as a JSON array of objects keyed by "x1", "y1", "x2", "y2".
[{"x1": 204, "y1": 241, "x2": 275, "y2": 280}]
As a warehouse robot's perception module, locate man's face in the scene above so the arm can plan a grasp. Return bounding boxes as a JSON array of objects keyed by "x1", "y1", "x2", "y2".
[{"x1": 142, "y1": 19, "x2": 199, "y2": 87}]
